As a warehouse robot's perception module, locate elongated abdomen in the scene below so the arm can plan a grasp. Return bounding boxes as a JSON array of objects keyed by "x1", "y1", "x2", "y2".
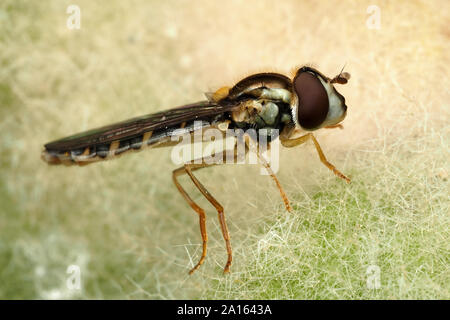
[{"x1": 42, "y1": 121, "x2": 212, "y2": 166}]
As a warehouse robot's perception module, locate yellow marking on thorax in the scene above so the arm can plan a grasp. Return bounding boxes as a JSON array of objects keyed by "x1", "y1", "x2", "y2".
[{"x1": 212, "y1": 86, "x2": 230, "y2": 102}]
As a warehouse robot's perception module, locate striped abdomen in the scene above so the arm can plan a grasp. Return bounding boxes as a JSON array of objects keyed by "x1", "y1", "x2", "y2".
[{"x1": 42, "y1": 120, "x2": 212, "y2": 166}]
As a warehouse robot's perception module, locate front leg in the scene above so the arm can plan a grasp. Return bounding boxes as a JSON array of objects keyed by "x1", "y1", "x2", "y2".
[
  {"x1": 280, "y1": 133, "x2": 350, "y2": 183},
  {"x1": 325, "y1": 124, "x2": 344, "y2": 130}
]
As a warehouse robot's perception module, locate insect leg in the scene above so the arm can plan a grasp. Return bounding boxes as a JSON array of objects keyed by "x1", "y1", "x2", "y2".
[
  {"x1": 280, "y1": 133, "x2": 350, "y2": 183},
  {"x1": 184, "y1": 163, "x2": 232, "y2": 274},
  {"x1": 243, "y1": 136, "x2": 292, "y2": 212},
  {"x1": 324, "y1": 124, "x2": 344, "y2": 130},
  {"x1": 172, "y1": 168, "x2": 208, "y2": 275},
  {"x1": 309, "y1": 134, "x2": 350, "y2": 182},
  {"x1": 173, "y1": 147, "x2": 241, "y2": 274},
  {"x1": 257, "y1": 151, "x2": 293, "y2": 212}
]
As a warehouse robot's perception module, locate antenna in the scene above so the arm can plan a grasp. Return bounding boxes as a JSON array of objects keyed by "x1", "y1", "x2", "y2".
[{"x1": 331, "y1": 63, "x2": 350, "y2": 84}]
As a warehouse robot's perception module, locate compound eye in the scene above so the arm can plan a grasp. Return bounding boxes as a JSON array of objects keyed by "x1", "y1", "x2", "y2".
[{"x1": 294, "y1": 71, "x2": 329, "y2": 129}]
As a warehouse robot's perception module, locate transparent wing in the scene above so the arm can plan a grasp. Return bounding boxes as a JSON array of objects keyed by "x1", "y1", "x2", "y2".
[{"x1": 44, "y1": 100, "x2": 240, "y2": 152}]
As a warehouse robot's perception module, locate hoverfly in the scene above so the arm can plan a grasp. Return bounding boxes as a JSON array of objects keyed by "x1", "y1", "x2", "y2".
[{"x1": 42, "y1": 66, "x2": 351, "y2": 274}]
